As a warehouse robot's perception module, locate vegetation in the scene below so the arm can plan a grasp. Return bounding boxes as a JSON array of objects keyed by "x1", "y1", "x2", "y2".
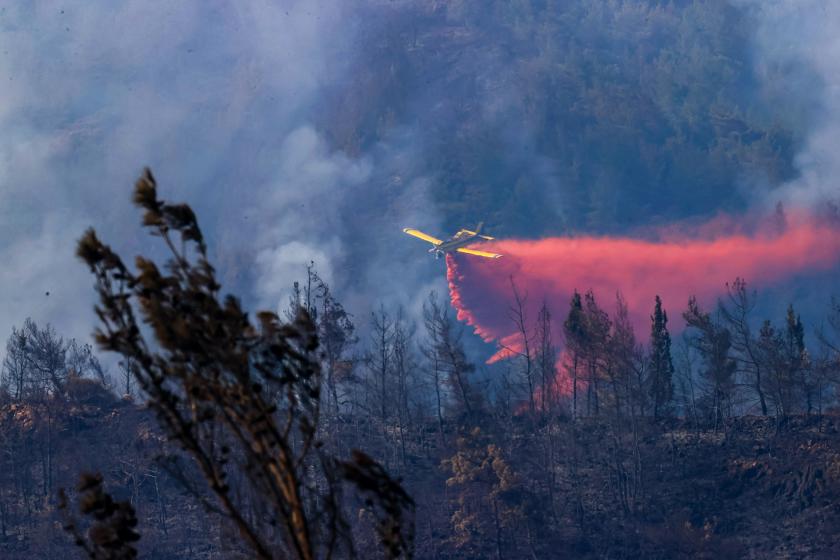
[
  {"x1": 59, "y1": 472, "x2": 140, "y2": 560},
  {"x1": 1, "y1": 1, "x2": 837, "y2": 558},
  {"x1": 74, "y1": 169, "x2": 414, "y2": 559},
  {"x1": 326, "y1": 0, "x2": 800, "y2": 237},
  {"x1": 1, "y1": 173, "x2": 839, "y2": 557}
]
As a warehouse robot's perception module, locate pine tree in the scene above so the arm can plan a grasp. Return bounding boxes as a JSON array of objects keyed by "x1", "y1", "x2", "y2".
[
  {"x1": 582, "y1": 291, "x2": 610, "y2": 416},
  {"x1": 649, "y1": 296, "x2": 674, "y2": 419},
  {"x1": 783, "y1": 305, "x2": 812, "y2": 414},
  {"x1": 535, "y1": 301, "x2": 557, "y2": 413},
  {"x1": 758, "y1": 320, "x2": 790, "y2": 416},
  {"x1": 563, "y1": 291, "x2": 586, "y2": 419}
]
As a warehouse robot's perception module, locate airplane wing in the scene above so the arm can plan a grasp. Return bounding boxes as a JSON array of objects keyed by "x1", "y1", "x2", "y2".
[
  {"x1": 403, "y1": 228, "x2": 443, "y2": 245},
  {"x1": 457, "y1": 248, "x2": 502, "y2": 259},
  {"x1": 461, "y1": 229, "x2": 494, "y2": 240}
]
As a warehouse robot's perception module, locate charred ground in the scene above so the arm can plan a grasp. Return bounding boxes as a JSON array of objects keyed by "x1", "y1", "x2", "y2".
[{"x1": 3, "y1": 394, "x2": 840, "y2": 558}]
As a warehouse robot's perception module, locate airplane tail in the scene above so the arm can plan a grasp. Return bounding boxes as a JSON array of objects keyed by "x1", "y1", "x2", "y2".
[{"x1": 475, "y1": 222, "x2": 484, "y2": 235}]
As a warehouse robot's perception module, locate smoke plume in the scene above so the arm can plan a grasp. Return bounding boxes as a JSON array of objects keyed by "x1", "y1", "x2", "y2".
[{"x1": 0, "y1": 1, "x2": 445, "y2": 348}]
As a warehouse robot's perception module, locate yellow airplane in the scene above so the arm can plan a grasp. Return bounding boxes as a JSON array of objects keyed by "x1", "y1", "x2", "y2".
[{"x1": 403, "y1": 222, "x2": 502, "y2": 260}]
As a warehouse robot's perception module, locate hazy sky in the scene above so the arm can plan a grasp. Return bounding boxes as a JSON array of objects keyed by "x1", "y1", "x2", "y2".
[
  {"x1": 0, "y1": 1, "x2": 838, "y2": 362},
  {"x1": 0, "y1": 2, "x2": 444, "y2": 351}
]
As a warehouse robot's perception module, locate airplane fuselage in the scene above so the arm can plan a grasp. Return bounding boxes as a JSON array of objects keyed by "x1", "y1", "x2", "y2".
[
  {"x1": 403, "y1": 223, "x2": 502, "y2": 260},
  {"x1": 429, "y1": 232, "x2": 477, "y2": 257}
]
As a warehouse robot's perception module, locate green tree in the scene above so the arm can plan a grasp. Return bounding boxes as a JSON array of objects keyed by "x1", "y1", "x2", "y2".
[
  {"x1": 757, "y1": 320, "x2": 792, "y2": 416},
  {"x1": 535, "y1": 300, "x2": 557, "y2": 413},
  {"x1": 649, "y1": 296, "x2": 674, "y2": 419},
  {"x1": 563, "y1": 291, "x2": 586, "y2": 419},
  {"x1": 609, "y1": 292, "x2": 645, "y2": 417},
  {"x1": 783, "y1": 305, "x2": 812, "y2": 414},
  {"x1": 583, "y1": 291, "x2": 611, "y2": 416}
]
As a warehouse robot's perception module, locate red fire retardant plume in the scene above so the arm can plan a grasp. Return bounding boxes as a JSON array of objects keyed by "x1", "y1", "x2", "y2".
[{"x1": 446, "y1": 213, "x2": 840, "y2": 370}]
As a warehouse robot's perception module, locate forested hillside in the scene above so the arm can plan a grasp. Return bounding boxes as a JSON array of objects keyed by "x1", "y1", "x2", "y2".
[
  {"x1": 2, "y1": 1, "x2": 839, "y2": 558},
  {"x1": 322, "y1": 0, "x2": 801, "y2": 236},
  {"x1": 3, "y1": 290, "x2": 840, "y2": 558},
  {"x1": 3, "y1": 177, "x2": 840, "y2": 558}
]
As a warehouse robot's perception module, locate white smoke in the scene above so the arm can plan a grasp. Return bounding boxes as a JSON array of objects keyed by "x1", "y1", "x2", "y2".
[
  {"x1": 0, "y1": 1, "x2": 445, "y2": 352},
  {"x1": 736, "y1": 1, "x2": 840, "y2": 207},
  {"x1": 253, "y1": 125, "x2": 371, "y2": 312},
  {"x1": 253, "y1": 123, "x2": 447, "y2": 325},
  {"x1": 0, "y1": 2, "x2": 360, "y2": 343}
]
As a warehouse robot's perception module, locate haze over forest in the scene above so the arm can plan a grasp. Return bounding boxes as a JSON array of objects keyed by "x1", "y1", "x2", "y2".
[
  {"x1": 3, "y1": 0, "x2": 838, "y2": 343},
  {"x1": 2, "y1": 1, "x2": 840, "y2": 558}
]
